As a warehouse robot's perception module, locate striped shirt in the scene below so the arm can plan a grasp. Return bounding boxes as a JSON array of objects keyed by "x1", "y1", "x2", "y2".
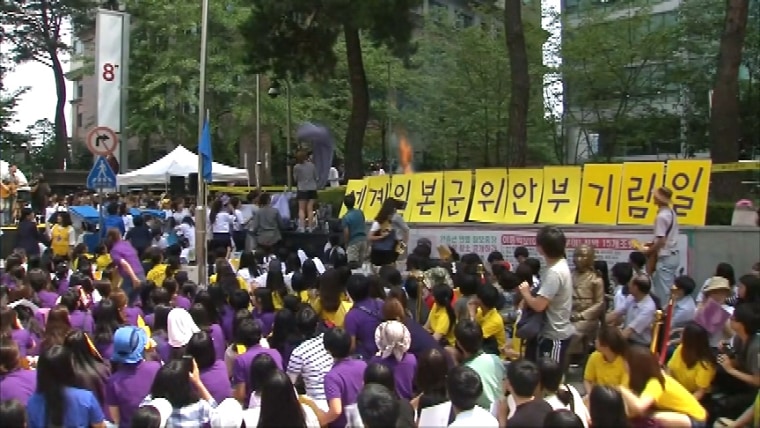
[{"x1": 287, "y1": 333, "x2": 333, "y2": 402}]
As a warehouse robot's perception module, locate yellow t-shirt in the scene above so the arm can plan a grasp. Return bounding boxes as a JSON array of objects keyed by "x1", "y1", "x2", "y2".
[
  {"x1": 208, "y1": 274, "x2": 248, "y2": 290},
  {"x1": 476, "y1": 307, "x2": 506, "y2": 356},
  {"x1": 50, "y1": 225, "x2": 72, "y2": 256},
  {"x1": 583, "y1": 351, "x2": 628, "y2": 387},
  {"x1": 666, "y1": 344, "x2": 716, "y2": 393},
  {"x1": 273, "y1": 292, "x2": 284, "y2": 310},
  {"x1": 640, "y1": 375, "x2": 707, "y2": 422},
  {"x1": 147, "y1": 264, "x2": 168, "y2": 286},
  {"x1": 95, "y1": 254, "x2": 112, "y2": 271},
  {"x1": 428, "y1": 303, "x2": 456, "y2": 346},
  {"x1": 312, "y1": 299, "x2": 352, "y2": 328}
]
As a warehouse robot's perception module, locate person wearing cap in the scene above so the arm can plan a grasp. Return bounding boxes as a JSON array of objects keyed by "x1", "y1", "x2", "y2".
[
  {"x1": 697, "y1": 276, "x2": 735, "y2": 348},
  {"x1": 643, "y1": 186, "x2": 680, "y2": 306},
  {"x1": 105, "y1": 326, "x2": 161, "y2": 427}
]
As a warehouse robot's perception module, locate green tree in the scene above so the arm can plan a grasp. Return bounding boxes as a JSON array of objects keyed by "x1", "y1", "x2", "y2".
[
  {"x1": 1, "y1": 0, "x2": 93, "y2": 167},
  {"x1": 239, "y1": 0, "x2": 421, "y2": 179},
  {"x1": 0, "y1": 77, "x2": 31, "y2": 156},
  {"x1": 558, "y1": 5, "x2": 680, "y2": 162}
]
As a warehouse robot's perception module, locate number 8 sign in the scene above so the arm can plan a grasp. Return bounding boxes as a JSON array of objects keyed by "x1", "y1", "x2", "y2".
[{"x1": 102, "y1": 63, "x2": 119, "y2": 82}]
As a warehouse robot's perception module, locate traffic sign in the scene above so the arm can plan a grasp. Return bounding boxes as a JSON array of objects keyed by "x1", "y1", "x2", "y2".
[
  {"x1": 87, "y1": 156, "x2": 117, "y2": 189},
  {"x1": 86, "y1": 126, "x2": 119, "y2": 156}
]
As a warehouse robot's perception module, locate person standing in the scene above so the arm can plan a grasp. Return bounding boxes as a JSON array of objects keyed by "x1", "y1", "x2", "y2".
[
  {"x1": 341, "y1": 193, "x2": 366, "y2": 269},
  {"x1": 645, "y1": 186, "x2": 680, "y2": 306},
  {"x1": 30, "y1": 173, "x2": 50, "y2": 216},
  {"x1": 293, "y1": 151, "x2": 319, "y2": 232},
  {"x1": 1, "y1": 164, "x2": 21, "y2": 224}
]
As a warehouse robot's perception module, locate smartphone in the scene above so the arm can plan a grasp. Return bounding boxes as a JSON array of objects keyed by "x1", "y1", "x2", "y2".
[{"x1": 181, "y1": 355, "x2": 194, "y2": 373}]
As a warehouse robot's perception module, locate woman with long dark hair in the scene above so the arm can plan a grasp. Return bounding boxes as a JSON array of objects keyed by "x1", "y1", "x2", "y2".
[
  {"x1": 313, "y1": 268, "x2": 351, "y2": 328},
  {"x1": 268, "y1": 308, "x2": 302, "y2": 367},
  {"x1": 265, "y1": 268, "x2": 288, "y2": 310},
  {"x1": 0, "y1": 336, "x2": 36, "y2": 405},
  {"x1": 0, "y1": 307, "x2": 36, "y2": 357},
  {"x1": 63, "y1": 330, "x2": 110, "y2": 411},
  {"x1": 666, "y1": 322, "x2": 715, "y2": 400},
  {"x1": 188, "y1": 303, "x2": 226, "y2": 361},
  {"x1": 253, "y1": 288, "x2": 278, "y2": 337},
  {"x1": 92, "y1": 298, "x2": 124, "y2": 361},
  {"x1": 25, "y1": 345, "x2": 107, "y2": 427},
  {"x1": 208, "y1": 199, "x2": 234, "y2": 260},
  {"x1": 60, "y1": 289, "x2": 94, "y2": 334},
  {"x1": 143, "y1": 358, "x2": 218, "y2": 426},
  {"x1": 40, "y1": 305, "x2": 72, "y2": 352},
  {"x1": 411, "y1": 348, "x2": 450, "y2": 421},
  {"x1": 150, "y1": 304, "x2": 172, "y2": 363},
  {"x1": 587, "y1": 386, "x2": 630, "y2": 427},
  {"x1": 368, "y1": 198, "x2": 400, "y2": 267},
  {"x1": 242, "y1": 369, "x2": 320, "y2": 427},
  {"x1": 185, "y1": 331, "x2": 231, "y2": 403},
  {"x1": 425, "y1": 284, "x2": 456, "y2": 346}
]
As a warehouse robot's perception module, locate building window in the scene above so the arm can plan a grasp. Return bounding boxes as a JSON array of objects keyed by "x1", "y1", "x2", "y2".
[
  {"x1": 76, "y1": 82, "x2": 83, "y2": 99},
  {"x1": 77, "y1": 113, "x2": 83, "y2": 128}
]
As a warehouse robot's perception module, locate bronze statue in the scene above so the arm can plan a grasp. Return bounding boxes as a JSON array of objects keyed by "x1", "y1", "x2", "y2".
[{"x1": 569, "y1": 244, "x2": 605, "y2": 355}]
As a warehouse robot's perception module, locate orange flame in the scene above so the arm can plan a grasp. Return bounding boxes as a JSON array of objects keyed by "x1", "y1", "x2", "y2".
[{"x1": 398, "y1": 132, "x2": 413, "y2": 174}]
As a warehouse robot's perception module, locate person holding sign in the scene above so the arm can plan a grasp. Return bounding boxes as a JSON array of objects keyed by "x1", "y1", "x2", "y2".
[{"x1": 642, "y1": 186, "x2": 681, "y2": 306}]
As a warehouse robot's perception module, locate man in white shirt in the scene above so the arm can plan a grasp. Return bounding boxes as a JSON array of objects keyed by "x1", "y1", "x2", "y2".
[
  {"x1": 1, "y1": 164, "x2": 22, "y2": 224},
  {"x1": 643, "y1": 186, "x2": 680, "y2": 306},
  {"x1": 606, "y1": 275, "x2": 657, "y2": 347},
  {"x1": 447, "y1": 365, "x2": 499, "y2": 428}
]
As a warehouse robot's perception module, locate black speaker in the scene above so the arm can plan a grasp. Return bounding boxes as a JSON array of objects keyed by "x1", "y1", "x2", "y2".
[
  {"x1": 169, "y1": 176, "x2": 185, "y2": 195},
  {"x1": 188, "y1": 173, "x2": 199, "y2": 193}
]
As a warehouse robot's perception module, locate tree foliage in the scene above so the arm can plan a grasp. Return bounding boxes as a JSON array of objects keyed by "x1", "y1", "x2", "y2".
[
  {"x1": 0, "y1": 0, "x2": 94, "y2": 167},
  {"x1": 239, "y1": 0, "x2": 421, "y2": 179}
]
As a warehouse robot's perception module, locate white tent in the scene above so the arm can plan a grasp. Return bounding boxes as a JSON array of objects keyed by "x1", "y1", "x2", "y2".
[{"x1": 116, "y1": 145, "x2": 249, "y2": 185}]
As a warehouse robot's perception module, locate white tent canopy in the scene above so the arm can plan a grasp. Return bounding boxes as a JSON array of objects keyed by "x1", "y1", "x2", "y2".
[{"x1": 116, "y1": 145, "x2": 249, "y2": 185}]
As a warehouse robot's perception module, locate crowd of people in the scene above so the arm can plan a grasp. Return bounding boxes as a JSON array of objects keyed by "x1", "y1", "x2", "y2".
[{"x1": 0, "y1": 187, "x2": 759, "y2": 428}]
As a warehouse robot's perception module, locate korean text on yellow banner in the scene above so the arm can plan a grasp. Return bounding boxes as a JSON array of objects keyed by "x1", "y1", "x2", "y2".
[
  {"x1": 340, "y1": 179, "x2": 368, "y2": 217},
  {"x1": 408, "y1": 173, "x2": 444, "y2": 223},
  {"x1": 504, "y1": 169, "x2": 544, "y2": 224},
  {"x1": 390, "y1": 175, "x2": 413, "y2": 219},
  {"x1": 538, "y1": 166, "x2": 582, "y2": 224},
  {"x1": 440, "y1": 171, "x2": 473, "y2": 223},
  {"x1": 618, "y1": 162, "x2": 665, "y2": 225},
  {"x1": 361, "y1": 175, "x2": 391, "y2": 220},
  {"x1": 579, "y1": 164, "x2": 623, "y2": 225},
  {"x1": 468, "y1": 169, "x2": 509, "y2": 223},
  {"x1": 666, "y1": 159, "x2": 712, "y2": 226}
]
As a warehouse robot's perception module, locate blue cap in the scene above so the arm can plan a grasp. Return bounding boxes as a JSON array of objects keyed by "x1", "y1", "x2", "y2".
[{"x1": 111, "y1": 326, "x2": 147, "y2": 364}]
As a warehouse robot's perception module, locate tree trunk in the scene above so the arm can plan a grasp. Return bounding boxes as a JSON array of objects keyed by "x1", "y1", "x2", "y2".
[
  {"x1": 710, "y1": 0, "x2": 749, "y2": 201},
  {"x1": 504, "y1": 0, "x2": 530, "y2": 167},
  {"x1": 343, "y1": 26, "x2": 370, "y2": 179},
  {"x1": 50, "y1": 50, "x2": 69, "y2": 168}
]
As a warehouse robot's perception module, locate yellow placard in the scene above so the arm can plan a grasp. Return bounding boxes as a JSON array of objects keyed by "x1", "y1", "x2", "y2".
[
  {"x1": 408, "y1": 172, "x2": 444, "y2": 223},
  {"x1": 390, "y1": 175, "x2": 413, "y2": 220},
  {"x1": 504, "y1": 169, "x2": 544, "y2": 224},
  {"x1": 361, "y1": 175, "x2": 391, "y2": 220},
  {"x1": 440, "y1": 170, "x2": 473, "y2": 223},
  {"x1": 538, "y1": 166, "x2": 582, "y2": 224},
  {"x1": 618, "y1": 162, "x2": 665, "y2": 225},
  {"x1": 339, "y1": 179, "x2": 367, "y2": 217},
  {"x1": 578, "y1": 164, "x2": 624, "y2": 225},
  {"x1": 666, "y1": 159, "x2": 712, "y2": 226},
  {"x1": 469, "y1": 169, "x2": 509, "y2": 223}
]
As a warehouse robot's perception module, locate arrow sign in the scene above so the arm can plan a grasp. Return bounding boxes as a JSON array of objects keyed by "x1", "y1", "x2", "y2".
[{"x1": 87, "y1": 156, "x2": 117, "y2": 189}]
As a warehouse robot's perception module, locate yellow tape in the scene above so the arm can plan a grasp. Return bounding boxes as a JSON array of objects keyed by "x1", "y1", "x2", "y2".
[
  {"x1": 208, "y1": 185, "x2": 347, "y2": 194},
  {"x1": 710, "y1": 161, "x2": 760, "y2": 172}
]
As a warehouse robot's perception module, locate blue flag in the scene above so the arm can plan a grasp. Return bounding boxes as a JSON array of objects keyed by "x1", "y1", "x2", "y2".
[{"x1": 199, "y1": 118, "x2": 213, "y2": 182}]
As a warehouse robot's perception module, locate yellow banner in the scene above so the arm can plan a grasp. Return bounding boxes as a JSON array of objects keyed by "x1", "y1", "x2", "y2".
[
  {"x1": 618, "y1": 162, "x2": 665, "y2": 225},
  {"x1": 361, "y1": 175, "x2": 391, "y2": 220},
  {"x1": 469, "y1": 169, "x2": 509, "y2": 223},
  {"x1": 538, "y1": 166, "x2": 582, "y2": 224},
  {"x1": 504, "y1": 168, "x2": 543, "y2": 224},
  {"x1": 390, "y1": 175, "x2": 413, "y2": 219},
  {"x1": 579, "y1": 164, "x2": 624, "y2": 225},
  {"x1": 407, "y1": 173, "x2": 444, "y2": 223},
  {"x1": 666, "y1": 159, "x2": 712, "y2": 226},
  {"x1": 340, "y1": 179, "x2": 367, "y2": 217},
  {"x1": 440, "y1": 171, "x2": 473, "y2": 223}
]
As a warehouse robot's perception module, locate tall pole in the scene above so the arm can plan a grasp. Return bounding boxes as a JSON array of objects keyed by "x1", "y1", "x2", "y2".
[
  {"x1": 285, "y1": 79, "x2": 292, "y2": 190},
  {"x1": 255, "y1": 74, "x2": 261, "y2": 189},
  {"x1": 194, "y1": 0, "x2": 210, "y2": 286},
  {"x1": 386, "y1": 62, "x2": 392, "y2": 169}
]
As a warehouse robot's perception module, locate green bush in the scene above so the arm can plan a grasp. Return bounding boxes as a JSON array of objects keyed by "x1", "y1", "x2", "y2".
[
  {"x1": 705, "y1": 202, "x2": 736, "y2": 225},
  {"x1": 318, "y1": 187, "x2": 347, "y2": 214}
]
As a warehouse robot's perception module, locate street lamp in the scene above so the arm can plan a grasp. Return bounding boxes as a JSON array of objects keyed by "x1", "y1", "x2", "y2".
[{"x1": 268, "y1": 79, "x2": 292, "y2": 190}]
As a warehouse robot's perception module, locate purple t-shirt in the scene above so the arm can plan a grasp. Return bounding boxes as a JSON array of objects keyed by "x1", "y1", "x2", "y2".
[
  {"x1": 220, "y1": 306, "x2": 235, "y2": 342},
  {"x1": 152, "y1": 334, "x2": 171, "y2": 363},
  {"x1": 56, "y1": 278, "x2": 70, "y2": 295},
  {"x1": 173, "y1": 295, "x2": 191, "y2": 311},
  {"x1": 124, "y1": 307, "x2": 143, "y2": 326},
  {"x1": 11, "y1": 329, "x2": 35, "y2": 358},
  {"x1": 369, "y1": 353, "x2": 417, "y2": 400},
  {"x1": 200, "y1": 360, "x2": 231, "y2": 403},
  {"x1": 209, "y1": 324, "x2": 226, "y2": 360},
  {"x1": 232, "y1": 345, "x2": 283, "y2": 396},
  {"x1": 255, "y1": 311, "x2": 276, "y2": 337},
  {"x1": 0, "y1": 368, "x2": 36, "y2": 405},
  {"x1": 96, "y1": 341, "x2": 114, "y2": 362},
  {"x1": 70, "y1": 310, "x2": 94, "y2": 334},
  {"x1": 105, "y1": 360, "x2": 161, "y2": 427},
  {"x1": 37, "y1": 290, "x2": 59, "y2": 309},
  {"x1": 344, "y1": 298, "x2": 383, "y2": 359},
  {"x1": 110, "y1": 240, "x2": 145, "y2": 279},
  {"x1": 324, "y1": 358, "x2": 367, "y2": 428},
  {"x1": 144, "y1": 313, "x2": 155, "y2": 328}
]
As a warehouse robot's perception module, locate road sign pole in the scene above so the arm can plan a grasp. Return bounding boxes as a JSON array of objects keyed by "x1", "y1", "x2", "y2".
[{"x1": 99, "y1": 187, "x2": 105, "y2": 237}]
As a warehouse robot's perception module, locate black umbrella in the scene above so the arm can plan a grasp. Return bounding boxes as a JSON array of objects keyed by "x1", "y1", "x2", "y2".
[{"x1": 297, "y1": 122, "x2": 334, "y2": 189}]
